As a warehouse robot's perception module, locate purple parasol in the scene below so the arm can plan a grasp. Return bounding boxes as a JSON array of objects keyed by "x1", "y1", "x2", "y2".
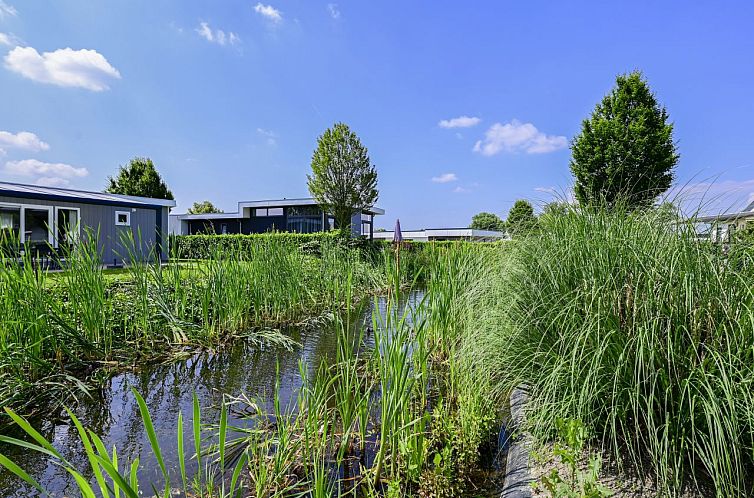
[{"x1": 393, "y1": 219, "x2": 403, "y2": 244}]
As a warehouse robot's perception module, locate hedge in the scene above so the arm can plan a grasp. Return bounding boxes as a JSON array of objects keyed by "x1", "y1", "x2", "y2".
[
  {"x1": 171, "y1": 232, "x2": 343, "y2": 259},
  {"x1": 170, "y1": 232, "x2": 506, "y2": 260}
]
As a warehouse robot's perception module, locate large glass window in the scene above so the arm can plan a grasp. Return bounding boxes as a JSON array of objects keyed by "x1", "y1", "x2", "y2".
[
  {"x1": 286, "y1": 205, "x2": 323, "y2": 233},
  {"x1": 24, "y1": 208, "x2": 52, "y2": 245},
  {"x1": 288, "y1": 206, "x2": 320, "y2": 217},
  {"x1": 255, "y1": 207, "x2": 284, "y2": 217},
  {"x1": 287, "y1": 216, "x2": 323, "y2": 233},
  {"x1": 0, "y1": 206, "x2": 20, "y2": 242}
]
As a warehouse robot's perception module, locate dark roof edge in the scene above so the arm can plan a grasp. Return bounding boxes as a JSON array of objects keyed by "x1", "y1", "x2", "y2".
[{"x1": 0, "y1": 189, "x2": 168, "y2": 210}]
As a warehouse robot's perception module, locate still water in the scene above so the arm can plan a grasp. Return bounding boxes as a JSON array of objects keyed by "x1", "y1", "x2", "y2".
[{"x1": 0, "y1": 292, "x2": 424, "y2": 497}]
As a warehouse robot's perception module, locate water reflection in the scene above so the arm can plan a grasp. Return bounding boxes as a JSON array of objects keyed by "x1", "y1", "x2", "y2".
[{"x1": 0, "y1": 291, "x2": 423, "y2": 497}]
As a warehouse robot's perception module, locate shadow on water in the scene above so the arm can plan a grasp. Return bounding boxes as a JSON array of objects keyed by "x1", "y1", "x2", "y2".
[{"x1": 0, "y1": 291, "x2": 424, "y2": 497}]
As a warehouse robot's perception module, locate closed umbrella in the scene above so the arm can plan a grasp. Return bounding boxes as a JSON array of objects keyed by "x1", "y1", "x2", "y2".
[{"x1": 393, "y1": 219, "x2": 403, "y2": 244}]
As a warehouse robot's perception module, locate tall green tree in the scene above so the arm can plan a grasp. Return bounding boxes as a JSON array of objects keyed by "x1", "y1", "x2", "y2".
[
  {"x1": 507, "y1": 200, "x2": 537, "y2": 237},
  {"x1": 187, "y1": 201, "x2": 223, "y2": 214},
  {"x1": 570, "y1": 71, "x2": 679, "y2": 209},
  {"x1": 307, "y1": 123, "x2": 378, "y2": 232},
  {"x1": 106, "y1": 157, "x2": 174, "y2": 200},
  {"x1": 541, "y1": 201, "x2": 570, "y2": 218},
  {"x1": 470, "y1": 212, "x2": 506, "y2": 232}
]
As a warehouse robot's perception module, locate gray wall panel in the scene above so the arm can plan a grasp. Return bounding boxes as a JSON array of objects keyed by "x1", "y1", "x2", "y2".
[{"x1": 0, "y1": 194, "x2": 163, "y2": 264}]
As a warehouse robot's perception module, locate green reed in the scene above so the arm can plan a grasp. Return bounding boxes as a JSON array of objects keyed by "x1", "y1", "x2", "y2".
[
  {"x1": 0, "y1": 241, "x2": 504, "y2": 496},
  {"x1": 0, "y1": 231, "x2": 389, "y2": 411},
  {"x1": 58, "y1": 229, "x2": 109, "y2": 350},
  {"x1": 464, "y1": 205, "x2": 754, "y2": 496}
]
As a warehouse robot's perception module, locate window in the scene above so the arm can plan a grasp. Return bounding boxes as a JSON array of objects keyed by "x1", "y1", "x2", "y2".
[
  {"x1": 115, "y1": 211, "x2": 131, "y2": 226},
  {"x1": 288, "y1": 206, "x2": 320, "y2": 217},
  {"x1": 23, "y1": 207, "x2": 53, "y2": 245},
  {"x1": 0, "y1": 203, "x2": 55, "y2": 246},
  {"x1": 0, "y1": 206, "x2": 21, "y2": 241},
  {"x1": 220, "y1": 223, "x2": 228, "y2": 234},
  {"x1": 56, "y1": 208, "x2": 80, "y2": 247},
  {"x1": 255, "y1": 207, "x2": 284, "y2": 217},
  {"x1": 287, "y1": 216, "x2": 322, "y2": 233}
]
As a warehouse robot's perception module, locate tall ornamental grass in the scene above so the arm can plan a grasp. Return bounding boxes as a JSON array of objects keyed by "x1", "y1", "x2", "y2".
[{"x1": 465, "y1": 206, "x2": 754, "y2": 496}]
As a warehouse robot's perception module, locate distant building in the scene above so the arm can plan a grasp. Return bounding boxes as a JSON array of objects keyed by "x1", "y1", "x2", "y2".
[
  {"x1": 0, "y1": 181, "x2": 175, "y2": 264},
  {"x1": 170, "y1": 198, "x2": 384, "y2": 239},
  {"x1": 372, "y1": 227, "x2": 507, "y2": 242},
  {"x1": 694, "y1": 199, "x2": 754, "y2": 242}
]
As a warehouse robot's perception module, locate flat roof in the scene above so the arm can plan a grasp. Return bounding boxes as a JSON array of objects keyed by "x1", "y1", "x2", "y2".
[
  {"x1": 238, "y1": 198, "x2": 385, "y2": 215},
  {"x1": 373, "y1": 228, "x2": 507, "y2": 239},
  {"x1": 0, "y1": 180, "x2": 176, "y2": 208},
  {"x1": 693, "y1": 211, "x2": 754, "y2": 223},
  {"x1": 175, "y1": 198, "x2": 385, "y2": 218},
  {"x1": 173, "y1": 212, "x2": 241, "y2": 220}
]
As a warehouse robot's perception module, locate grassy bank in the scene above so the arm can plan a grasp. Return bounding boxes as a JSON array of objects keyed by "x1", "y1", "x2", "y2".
[
  {"x1": 0, "y1": 235, "x2": 397, "y2": 413},
  {"x1": 0, "y1": 243, "x2": 502, "y2": 496},
  {"x1": 464, "y1": 207, "x2": 754, "y2": 496}
]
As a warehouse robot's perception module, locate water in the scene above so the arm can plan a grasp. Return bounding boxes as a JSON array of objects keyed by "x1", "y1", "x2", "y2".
[{"x1": 0, "y1": 291, "x2": 424, "y2": 497}]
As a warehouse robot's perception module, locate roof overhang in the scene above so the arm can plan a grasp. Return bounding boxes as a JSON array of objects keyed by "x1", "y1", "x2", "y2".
[
  {"x1": 175, "y1": 213, "x2": 241, "y2": 220},
  {"x1": 237, "y1": 198, "x2": 384, "y2": 216},
  {"x1": 693, "y1": 211, "x2": 754, "y2": 223},
  {"x1": 0, "y1": 181, "x2": 176, "y2": 208}
]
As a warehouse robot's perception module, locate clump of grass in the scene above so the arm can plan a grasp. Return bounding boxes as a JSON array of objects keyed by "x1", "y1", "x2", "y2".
[{"x1": 465, "y1": 205, "x2": 754, "y2": 496}]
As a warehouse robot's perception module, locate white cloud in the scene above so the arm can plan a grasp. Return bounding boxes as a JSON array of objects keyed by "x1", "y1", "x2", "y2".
[
  {"x1": 453, "y1": 186, "x2": 471, "y2": 194},
  {"x1": 0, "y1": 1, "x2": 16, "y2": 19},
  {"x1": 4, "y1": 159, "x2": 88, "y2": 179},
  {"x1": 438, "y1": 116, "x2": 481, "y2": 129},
  {"x1": 0, "y1": 32, "x2": 20, "y2": 46},
  {"x1": 35, "y1": 176, "x2": 71, "y2": 187},
  {"x1": 4, "y1": 46, "x2": 121, "y2": 91},
  {"x1": 431, "y1": 173, "x2": 458, "y2": 184},
  {"x1": 256, "y1": 128, "x2": 277, "y2": 146},
  {"x1": 473, "y1": 119, "x2": 567, "y2": 155},
  {"x1": 327, "y1": 3, "x2": 341, "y2": 19},
  {"x1": 195, "y1": 22, "x2": 240, "y2": 46},
  {"x1": 254, "y1": 3, "x2": 283, "y2": 23},
  {"x1": 0, "y1": 130, "x2": 49, "y2": 152}
]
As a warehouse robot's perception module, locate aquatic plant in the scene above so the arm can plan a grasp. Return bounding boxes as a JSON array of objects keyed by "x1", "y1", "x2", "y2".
[
  {"x1": 0, "y1": 232, "x2": 388, "y2": 412},
  {"x1": 0, "y1": 241, "x2": 503, "y2": 496}
]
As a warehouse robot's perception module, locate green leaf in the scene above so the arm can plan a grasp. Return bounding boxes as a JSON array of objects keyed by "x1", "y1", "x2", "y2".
[
  {"x1": 131, "y1": 388, "x2": 169, "y2": 487},
  {"x1": 0, "y1": 452, "x2": 48, "y2": 496}
]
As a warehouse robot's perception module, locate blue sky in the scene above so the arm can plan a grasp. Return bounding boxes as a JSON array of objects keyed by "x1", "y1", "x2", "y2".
[{"x1": 1, "y1": 1, "x2": 753, "y2": 228}]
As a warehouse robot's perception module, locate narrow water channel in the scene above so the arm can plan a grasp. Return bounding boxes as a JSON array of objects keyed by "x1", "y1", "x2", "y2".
[{"x1": 0, "y1": 292, "x2": 424, "y2": 497}]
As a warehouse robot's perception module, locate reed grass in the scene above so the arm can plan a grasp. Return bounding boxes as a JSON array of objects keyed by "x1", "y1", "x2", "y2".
[
  {"x1": 464, "y1": 205, "x2": 754, "y2": 496},
  {"x1": 0, "y1": 241, "x2": 504, "y2": 496},
  {"x1": 0, "y1": 232, "x2": 388, "y2": 412}
]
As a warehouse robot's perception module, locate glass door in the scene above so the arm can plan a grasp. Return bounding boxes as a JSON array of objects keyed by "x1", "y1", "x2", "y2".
[
  {"x1": 23, "y1": 207, "x2": 53, "y2": 247},
  {"x1": 56, "y1": 208, "x2": 80, "y2": 248}
]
